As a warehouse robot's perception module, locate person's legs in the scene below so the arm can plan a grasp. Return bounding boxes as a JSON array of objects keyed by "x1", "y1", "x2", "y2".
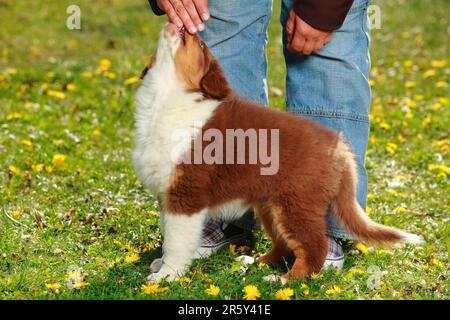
[
  {"x1": 281, "y1": 0, "x2": 372, "y2": 239},
  {"x1": 193, "y1": 0, "x2": 273, "y2": 255}
]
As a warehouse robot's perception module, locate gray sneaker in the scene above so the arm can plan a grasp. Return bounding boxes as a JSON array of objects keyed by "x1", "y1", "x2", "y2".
[
  {"x1": 322, "y1": 236, "x2": 345, "y2": 270},
  {"x1": 193, "y1": 219, "x2": 246, "y2": 259}
]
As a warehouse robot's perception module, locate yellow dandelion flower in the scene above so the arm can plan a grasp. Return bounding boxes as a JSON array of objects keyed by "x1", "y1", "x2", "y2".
[
  {"x1": 52, "y1": 154, "x2": 67, "y2": 166},
  {"x1": 242, "y1": 285, "x2": 260, "y2": 300},
  {"x1": 47, "y1": 90, "x2": 66, "y2": 99},
  {"x1": 93, "y1": 129, "x2": 102, "y2": 136},
  {"x1": 393, "y1": 206, "x2": 407, "y2": 214},
  {"x1": 6, "y1": 113, "x2": 22, "y2": 120},
  {"x1": 141, "y1": 283, "x2": 169, "y2": 295},
  {"x1": 46, "y1": 283, "x2": 62, "y2": 292},
  {"x1": 350, "y1": 268, "x2": 365, "y2": 275},
  {"x1": 124, "y1": 76, "x2": 140, "y2": 85},
  {"x1": 274, "y1": 288, "x2": 294, "y2": 300},
  {"x1": 405, "y1": 81, "x2": 416, "y2": 89},
  {"x1": 12, "y1": 210, "x2": 24, "y2": 218},
  {"x1": 124, "y1": 252, "x2": 140, "y2": 264},
  {"x1": 20, "y1": 139, "x2": 33, "y2": 147},
  {"x1": 413, "y1": 94, "x2": 424, "y2": 101},
  {"x1": 374, "y1": 293, "x2": 383, "y2": 300},
  {"x1": 422, "y1": 117, "x2": 432, "y2": 126},
  {"x1": 179, "y1": 277, "x2": 192, "y2": 284},
  {"x1": 8, "y1": 165, "x2": 20, "y2": 174},
  {"x1": 379, "y1": 122, "x2": 391, "y2": 130},
  {"x1": 6, "y1": 67, "x2": 18, "y2": 75},
  {"x1": 401, "y1": 31, "x2": 410, "y2": 39},
  {"x1": 66, "y1": 83, "x2": 76, "y2": 91},
  {"x1": 405, "y1": 112, "x2": 414, "y2": 119},
  {"x1": 386, "y1": 143, "x2": 398, "y2": 155},
  {"x1": 45, "y1": 165, "x2": 53, "y2": 173},
  {"x1": 436, "y1": 81, "x2": 448, "y2": 88},
  {"x1": 82, "y1": 70, "x2": 93, "y2": 78},
  {"x1": 432, "y1": 102, "x2": 442, "y2": 110},
  {"x1": 366, "y1": 206, "x2": 372, "y2": 215},
  {"x1": 72, "y1": 281, "x2": 89, "y2": 289},
  {"x1": 301, "y1": 283, "x2": 310, "y2": 295},
  {"x1": 229, "y1": 244, "x2": 236, "y2": 254},
  {"x1": 439, "y1": 97, "x2": 448, "y2": 105},
  {"x1": 423, "y1": 69, "x2": 436, "y2": 78},
  {"x1": 431, "y1": 258, "x2": 444, "y2": 268},
  {"x1": 403, "y1": 60, "x2": 414, "y2": 68},
  {"x1": 355, "y1": 243, "x2": 369, "y2": 254},
  {"x1": 205, "y1": 284, "x2": 220, "y2": 296},
  {"x1": 325, "y1": 285, "x2": 342, "y2": 295},
  {"x1": 104, "y1": 71, "x2": 116, "y2": 79},
  {"x1": 369, "y1": 79, "x2": 375, "y2": 87},
  {"x1": 99, "y1": 59, "x2": 112, "y2": 69},
  {"x1": 431, "y1": 60, "x2": 447, "y2": 68}
]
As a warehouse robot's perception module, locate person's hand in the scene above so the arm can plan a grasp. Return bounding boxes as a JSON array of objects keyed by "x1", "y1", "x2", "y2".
[
  {"x1": 286, "y1": 9, "x2": 332, "y2": 55},
  {"x1": 157, "y1": 0, "x2": 209, "y2": 34}
]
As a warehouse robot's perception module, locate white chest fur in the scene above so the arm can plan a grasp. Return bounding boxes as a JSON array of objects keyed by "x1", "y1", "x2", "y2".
[{"x1": 132, "y1": 62, "x2": 219, "y2": 196}]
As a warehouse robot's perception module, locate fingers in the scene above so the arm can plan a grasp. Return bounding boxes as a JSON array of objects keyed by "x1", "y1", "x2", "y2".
[
  {"x1": 194, "y1": 0, "x2": 210, "y2": 22},
  {"x1": 170, "y1": 0, "x2": 197, "y2": 33},
  {"x1": 286, "y1": 10, "x2": 296, "y2": 43},
  {"x1": 302, "y1": 39, "x2": 315, "y2": 55},
  {"x1": 182, "y1": 0, "x2": 204, "y2": 32},
  {"x1": 159, "y1": 1, "x2": 183, "y2": 28},
  {"x1": 288, "y1": 33, "x2": 306, "y2": 53}
]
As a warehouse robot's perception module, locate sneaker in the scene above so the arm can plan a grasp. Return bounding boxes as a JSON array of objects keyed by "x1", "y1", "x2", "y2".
[
  {"x1": 193, "y1": 219, "x2": 246, "y2": 259},
  {"x1": 322, "y1": 236, "x2": 345, "y2": 270}
]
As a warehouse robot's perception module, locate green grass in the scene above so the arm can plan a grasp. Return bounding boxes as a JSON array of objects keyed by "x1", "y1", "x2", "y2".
[{"x1": 0, "y1": 0, "x2": 448, "y2": 300}]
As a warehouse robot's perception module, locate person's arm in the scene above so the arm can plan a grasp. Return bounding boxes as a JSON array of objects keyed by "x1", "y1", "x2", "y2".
[{"x1": 293, "y1": 0, "x2": 354, "y2": 31}]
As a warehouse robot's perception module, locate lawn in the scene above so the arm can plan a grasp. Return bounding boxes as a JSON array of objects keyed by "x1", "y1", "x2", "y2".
[{"x1": 0, "y1": 0, "x2": 448, "y2": 300}]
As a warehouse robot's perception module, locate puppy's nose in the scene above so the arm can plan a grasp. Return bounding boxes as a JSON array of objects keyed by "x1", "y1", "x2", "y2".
[{"x1": 164, "y1": 22, "x2": 178, "y2": 36}]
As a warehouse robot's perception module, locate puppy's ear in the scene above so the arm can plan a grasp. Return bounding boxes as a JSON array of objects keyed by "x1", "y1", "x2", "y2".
[
  {"x1": 200, "y1": 59, "x2": 231, "y2": 100},
  {"x1": 140, "y1": 53, "x2": 157, "y2": 79}
]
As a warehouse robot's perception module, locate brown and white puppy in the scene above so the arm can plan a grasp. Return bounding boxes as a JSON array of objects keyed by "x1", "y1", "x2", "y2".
[{"x1": 133, "y1": 23, "x2": 423, "y2": 283}]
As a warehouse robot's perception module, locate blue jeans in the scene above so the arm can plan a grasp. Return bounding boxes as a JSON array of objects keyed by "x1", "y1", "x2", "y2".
[{"x1": 200, "y1": 0, "x2": 371, "y2": 239}]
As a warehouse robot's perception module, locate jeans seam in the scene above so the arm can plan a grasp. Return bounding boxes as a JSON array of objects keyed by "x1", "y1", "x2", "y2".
[{"x1": 288, "y1": 108, "x2": 370, "y2": 123}]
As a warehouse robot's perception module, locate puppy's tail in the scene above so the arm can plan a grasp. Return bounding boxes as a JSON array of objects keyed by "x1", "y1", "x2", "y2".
[{"x1": 330, "y1": 140, "x2": 424, "y2": 245}]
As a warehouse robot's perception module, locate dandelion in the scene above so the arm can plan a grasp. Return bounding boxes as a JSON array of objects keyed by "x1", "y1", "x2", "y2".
[
  {"x1": 274, "y1": 288, "x2": 294, "y2": 300},
  {"x1": 99, "y1": 59, "x2": 112, "y2": 70},
  {"x1": 401, "y1": 31, "x2": 410, "y2": 39},
  {"x1": 93, "y1": 129, "x2": 102, "y2": 136},
  {"x1": 379, "y1": 122, "x2": 391, "y2": 130},
  {"x1": 436, "y1": 81, "x2": 447, "y2": 88},
  {"x1": 179, "y1": 277, "x2": 192, "y2": 284},
  {"x1": 72, "y1": 281, "x2": 89, "y2": 289},
  {"x1": 6, "y1": 67, "x2": 17, "y2": 75},
  {"x1": 20, "y1": 139, "x2": 33, "y2": 147},
  {"x1": 46, "y1": 71, "x2": 55, "y2": 78},
  {"x1": 386, "y1": 143, "x2": 398, "y2": 155},
  {"x1": 45, "y1": 165, "x2": 53, "y2": 173},
  {"x1": 355, "y1": 243, "x2": 369, "y2": 254},
  {"x1": 12, "y1": 210, "x2": 24, "y2": 218},
  {"x1": 432, "y1": 102, "x2": 442, "y2": 110},
  {"x1": 242, "y1": 285, "x2": 260, "y2": 300},
  {"x1": 47, "y1": 90, "x2": 66, "y2": 99},
  {"x1": 143, "y1": 283, "x2": 169, "y2": 295},
  {"x1": 325, "y1": 285, "x2": 342, "y2": 295},
  {"x1": 431, "y1": 60, "x2": 447, "y2": 68},
  {"x1": 431, "y1": 258, "x2": 444, "y2": 268},
  {"x1": 66, "y1": 83, "x2": 76, "y2": 91},
  {"x1": 405, "y1": 81, "x2": 416, "y2": 89},
  {"x1": 82, "y1": 70, "x2": 93, "y2": 78},
  {"x1": 423, "y1": 69, "x2": 436, "y2": 78},
  {"x1": 405, "y1": 112, "x2": 414, "y2": 119},
  {"x1": 124, "y1": 76, "x2": 140, "y2": 85},
  {"x1": 229, "y1": 244, "x2": 236, "y2": 254},
  {"x1": 422, "y1": 117, "x2": 432, "y2": 126},
  {"x1": 8, "y1": 165, "x2": 20, "y2": 174},
  {"x1": 104, "y1": 71, "x2": 116, "y2": 79},
  {"x1": 350, "y1": 268, "x2": 365, "y2": 275},
  {"x1": 52, "y1": 154, "x2": 67, "y2": 166},
  {"x1": 205, "y1": 284, "x2": 220, "y2": 296},
  {"x1": 46, "y1": 283, "x2": 62, "y2": 293},
  {"x1": 6, "y1": 113, "x2": 22, "y2": 120},
  {"x1": 393, "y1": 206, "x2": 406, "y2": 214},
  {"x1": 403, "y1": 60, "x2": 413, "y2": 68},
  {"x1": 428, "y1": 164, "x2": 450, "y2": 178},
  {"x1": 413, "y1": 94, "x2": 424, "y2": 101},
  {"x1": 301, "y1": 283, "x2": 310, "y2": 295},
  {"x1": 124, "y1": 252, "x2": 140, "y2": 264}
]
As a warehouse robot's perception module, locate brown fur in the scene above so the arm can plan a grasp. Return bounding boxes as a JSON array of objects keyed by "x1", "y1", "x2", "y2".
[{"x1": 160, "y1": 32, "x2": 417, "y2": 280}]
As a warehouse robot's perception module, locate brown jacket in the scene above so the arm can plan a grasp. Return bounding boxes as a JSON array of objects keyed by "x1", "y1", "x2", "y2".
[{"x1": 148, "y1": 0, "x2": 354, "y2": 31}]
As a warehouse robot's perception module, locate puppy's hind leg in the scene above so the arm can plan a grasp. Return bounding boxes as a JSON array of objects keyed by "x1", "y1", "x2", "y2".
[{"x1": 145, "y1": 210, "x2": 207, "y2": 283}]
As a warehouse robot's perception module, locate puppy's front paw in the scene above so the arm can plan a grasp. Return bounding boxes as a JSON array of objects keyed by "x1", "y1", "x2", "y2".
[
  {"x1": 150, "y1": 258, "x2": 163, "y2": 273},
  {"x1": 145, "y1": 265, "x2": 182, "y2": 283}
]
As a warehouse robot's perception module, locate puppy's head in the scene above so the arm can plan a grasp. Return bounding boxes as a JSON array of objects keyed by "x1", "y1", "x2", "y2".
[{"x1": 141, "y1": 23, "x2": 231, "y2": 100}]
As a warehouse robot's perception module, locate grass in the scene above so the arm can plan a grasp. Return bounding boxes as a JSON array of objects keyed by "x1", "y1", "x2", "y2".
[{"x1": 0, "y1": 0, "x2": 448, "y2": 300}]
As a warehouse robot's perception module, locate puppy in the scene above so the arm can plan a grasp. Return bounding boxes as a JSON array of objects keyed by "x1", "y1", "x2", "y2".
[{"x1": 133, "y1": 23, "x2": 423, "y2": 283}]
